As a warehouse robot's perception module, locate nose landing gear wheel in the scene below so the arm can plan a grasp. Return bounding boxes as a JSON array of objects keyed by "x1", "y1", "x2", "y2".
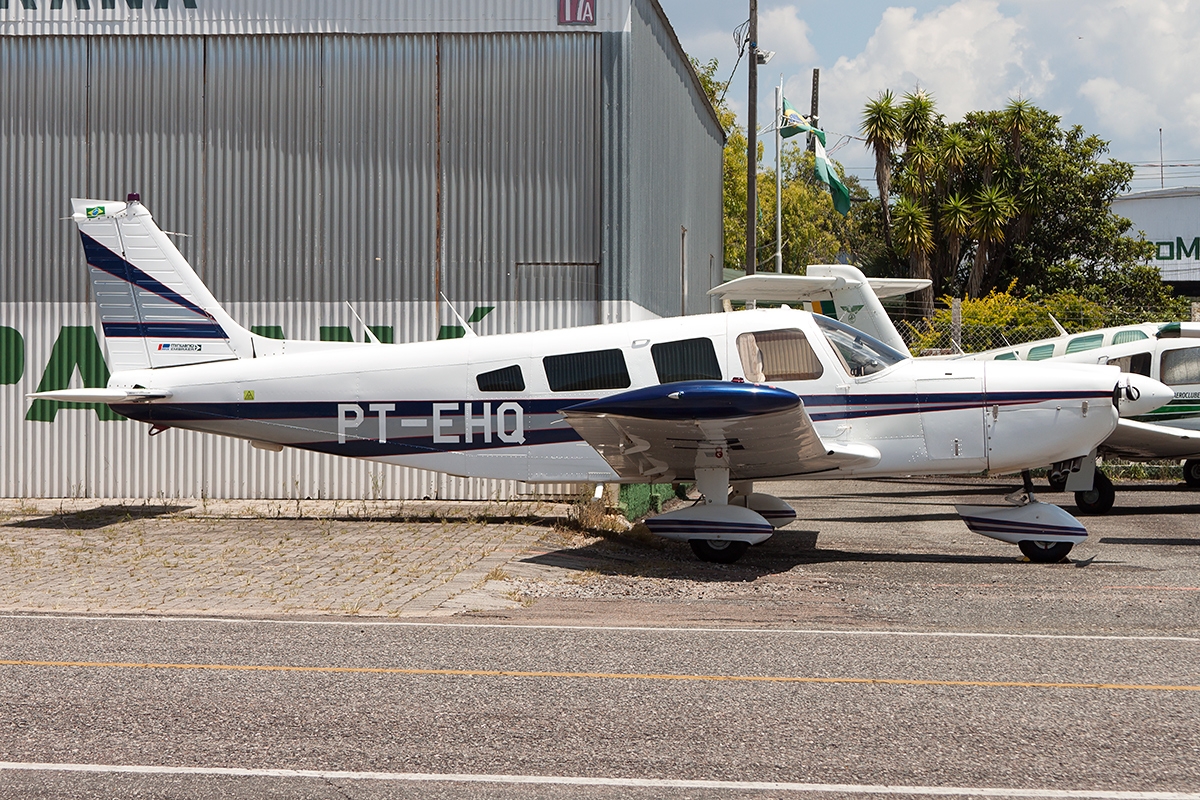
[
  {"x1": 1018, "y1": 540, "x2": 1075, "y2": 563},
  {"x1": 1074, "y1": 470, "x2": 1115, "y2": 515},
  {"x1": 1184, "y1": 459, "x2": 1200, "y2": 488},
  {"x1": 689, "y1": 539, "x2": 749, "y2": 564}
]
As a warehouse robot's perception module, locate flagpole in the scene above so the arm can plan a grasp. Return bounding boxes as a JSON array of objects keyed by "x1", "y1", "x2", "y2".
[{"x1": 775, "y1": 78, "x2": 783, "y2": 274}]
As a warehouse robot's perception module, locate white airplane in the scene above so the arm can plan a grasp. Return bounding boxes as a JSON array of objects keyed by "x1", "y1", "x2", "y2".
[
  {"x1": 30, "y1": 196, "x2": 1172, "y2": 564},
  {"x1": 950, "y1": 321, "x2": 1200, "y2": 512}
]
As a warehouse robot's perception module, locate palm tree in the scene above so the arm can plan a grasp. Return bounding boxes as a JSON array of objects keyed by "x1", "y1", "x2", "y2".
[
  {"x1": 940, "y1": 131, "x2": 969, "y2": 184},
  {"x1": 940, "y1": 193, "x2": 971, "y2": 292},
  {"x1": 900, "y1": 89, "x2": 937, "y2": 148},
  {"x1": 862, "y1": 91, "x2": 903, "y2": 265},
  {"x1": 967, "y1": 185, "x2": 1016, "y2": 298},
  {"x1": 892, "y1": 196, "x2": 935, "y2": 315},
  {"x1": 1004, "y1": 98, "x2": 1033, "y2": 168},
  {"x1": 974, "y1": 127, "x2": 1003, "y2": 186},
  {"x1": 901, "y1": 140, "x2": 936, "y2": 199}
]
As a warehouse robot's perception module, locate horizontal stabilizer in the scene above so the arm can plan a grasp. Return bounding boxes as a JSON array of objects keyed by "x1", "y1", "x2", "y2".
[
  {"x1": 708, "y1": 265, "x2": 920, "y2": 356},
  {"x1": 707, "y1": 273, "x2": 930, "y2": 302},
  {"x1": 955, "y1": 501, "x2": 1088, "y2": 545},
  {"x1": 26, "y1": 388, "x2": 171, "y2": 404}
]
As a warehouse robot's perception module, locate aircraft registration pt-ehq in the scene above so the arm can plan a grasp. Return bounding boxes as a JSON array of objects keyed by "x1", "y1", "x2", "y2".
[{"x1": 31, "y1": 196, "x2": 1172, "y2": 564}]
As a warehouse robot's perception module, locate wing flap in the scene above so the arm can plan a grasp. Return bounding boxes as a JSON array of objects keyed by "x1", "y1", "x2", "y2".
[{"x1": 560, "y1": 381, "x2": 880, "y2": 481}]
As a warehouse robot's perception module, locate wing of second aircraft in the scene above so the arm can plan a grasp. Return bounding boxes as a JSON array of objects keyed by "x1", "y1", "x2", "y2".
[{"x1": 1101, "y1": 418, "x2": 1200, "y2": 460}]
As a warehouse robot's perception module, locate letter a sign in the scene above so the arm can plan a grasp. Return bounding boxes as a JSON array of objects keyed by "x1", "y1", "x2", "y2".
[{"x1": 559, "y1": 0, "x2": 596, "y2": 25}]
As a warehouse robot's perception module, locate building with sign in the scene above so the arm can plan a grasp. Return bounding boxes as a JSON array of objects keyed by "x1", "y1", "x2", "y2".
[
  {"x1": 1111, "y1": 187, "x2": 1200, "y2": 295},
  {"x1": 0, "y1": 0, "x2": 724, "y2": 499}
]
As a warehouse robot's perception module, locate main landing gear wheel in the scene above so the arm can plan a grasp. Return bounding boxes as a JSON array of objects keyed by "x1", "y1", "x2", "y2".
[
  {"x1": 1184, "y1": 459, "x2": 1200, "y2": 488},
  {"x1": 689, "y1": 539, "x2": 749, "y2": 564},
  {"x1": 1074, "y1": 470, "x2": 1115, "y2": 515},
  {"x1": 1018, "y1": 540, "x2": 1074, "y2": 563}
]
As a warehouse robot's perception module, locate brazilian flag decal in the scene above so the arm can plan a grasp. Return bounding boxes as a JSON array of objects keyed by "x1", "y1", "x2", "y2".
[{"x1": 85, "y1": 207, "x2": 105, "y2": 219}]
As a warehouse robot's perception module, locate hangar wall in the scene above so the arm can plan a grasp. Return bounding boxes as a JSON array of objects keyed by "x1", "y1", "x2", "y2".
[{"x1": 0, "y1": 0, "x2": 723, "y2": 499}]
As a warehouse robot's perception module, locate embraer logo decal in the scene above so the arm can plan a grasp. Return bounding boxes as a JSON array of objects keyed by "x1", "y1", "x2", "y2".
[{"x1": 4, "y1": 1, "x2": 198, "y2": 9}]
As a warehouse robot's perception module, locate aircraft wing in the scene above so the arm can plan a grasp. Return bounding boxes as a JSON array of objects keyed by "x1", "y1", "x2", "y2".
[
  {"x1": 1100, "y1": 418, "x2": 1200, "y2": 460},
  {"x1": 559, "y1": 381, "x2": 880, "y2": 482}
]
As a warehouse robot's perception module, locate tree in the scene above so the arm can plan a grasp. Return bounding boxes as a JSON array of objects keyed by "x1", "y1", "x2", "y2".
[
  {"x1": 892, "y1": 196, "x2": 935, "y2": 314},
  {"x1": 967, "y1": 184, "x2": 1016, "y2": 298},
  {"x1": 757, "y1": 146, "x2": 873, "y2": 272},
  {"x1": 864, "y1": 91, "x2": 1177, "y2": 313},
  {"x1": 691, "y1": 57, "x2": 751, "y2": 271},
  {"x1": 861, "y1": 91, "x2": 903, "y2": 268}
]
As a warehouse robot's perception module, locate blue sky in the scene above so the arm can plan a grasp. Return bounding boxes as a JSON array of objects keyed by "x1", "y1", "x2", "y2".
[{"x1": 657, "y1": 0, "x2": 1200, "y2": 194}]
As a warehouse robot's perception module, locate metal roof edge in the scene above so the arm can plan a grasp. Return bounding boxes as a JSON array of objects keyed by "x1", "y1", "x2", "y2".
[
  {"x1": 642, "y1": 0, "x2": 726, "y2": 144},
  {"x1": 1114, "y1": 186, "x2": 1200, "y2": 202}
]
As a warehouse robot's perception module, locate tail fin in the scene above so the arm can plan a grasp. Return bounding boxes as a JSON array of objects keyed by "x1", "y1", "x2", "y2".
[
  {"x1": 72, "y1": 195, "x2": 253, "y2": 371},
  {"x1": 707, "y1": 264, "x2": 926, "y2": 355}
]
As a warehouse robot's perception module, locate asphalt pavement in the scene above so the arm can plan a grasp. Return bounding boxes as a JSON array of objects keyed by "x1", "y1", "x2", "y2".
[{"x1": 1, "y1": 477, "x2": 1198, "y2": 799}]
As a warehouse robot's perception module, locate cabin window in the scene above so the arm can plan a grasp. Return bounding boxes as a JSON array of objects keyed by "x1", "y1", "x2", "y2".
[
  {"x1": 1109, "y1": 352, "x2": 1152, "y2": 377},
  {"x1": 476, "y1": 365, "x2": 525, "y2": 393},
  {"x1": 737, "y1": 330, "x2": 823, "y2": 382},
  {"x1": 1161, "y1": 347, "x2": 1200, "y2": 386},
  {"x1": 651, "y1": 338, "x2": 722, "y2": 383},
  {"x1": 1066, "y1": 334, "x2": 1104, "y2": 354},
  {"x1": 1027, "y1": 344, "x2": 1056, "y2": 361},
  {"x1": 544, "y1": 349, "x2": 631, "y2": 392},
  {"x1": 994, "y1": 352, "x2": 1018, "y2": 361},
  {"x1": 814, "y1": 315, "x2": 906, "y2": 378},
  {"x1": 1112, "y1": 329, "x2": 1149, "y2": 345}
]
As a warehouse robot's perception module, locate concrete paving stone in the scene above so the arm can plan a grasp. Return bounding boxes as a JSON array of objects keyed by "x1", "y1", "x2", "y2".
[{"x1": 0, "y1": 498, "x2": 567, "y2": 618}]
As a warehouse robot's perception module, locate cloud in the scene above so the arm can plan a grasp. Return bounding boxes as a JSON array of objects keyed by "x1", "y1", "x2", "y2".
[
  {"x1": 757, "y1": 5, "x2": 817, "y2": 67},
  {"x1": 817, "y1": 0, "x2": 1042, "y2": 135},
  {"x1": 1056, "y1": 0, "x2": 1200, "y2": 153}
]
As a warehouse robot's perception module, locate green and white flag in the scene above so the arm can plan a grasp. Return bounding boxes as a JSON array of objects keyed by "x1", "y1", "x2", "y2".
[
  {"x1": 780, "y1": 97, "x2": 850, "y2": 216},
  {"x1": 814, "y1": 136, "x2": 851, "y2": 216}
]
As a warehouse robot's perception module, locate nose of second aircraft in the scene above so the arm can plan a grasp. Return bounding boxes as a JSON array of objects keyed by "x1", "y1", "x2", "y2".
[{"x1": 1116, "y1": 373, "x2": 1174, "y2": 418}]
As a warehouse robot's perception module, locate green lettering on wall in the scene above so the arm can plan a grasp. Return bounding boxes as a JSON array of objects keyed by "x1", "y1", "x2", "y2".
[
  {"x1": 251, "y1": 325, "x2": 285, "y2": 340},
  {"x1": 26, "y1": 326, "x2": 123, "y2": 422},
  {"x1": 437, "y1": 325, "x2": 466, "y2": 340},
  {"x1": 1157, "y1": 241, "x2": 1175, "y2": 260},
  {"x1": 0, "y1": 326, "x2": 24, "y2": 385},
  {"x1": 319, "y1": 326, "x2": 354, "y2": 342},
  {"x1": 1178, "y1": 237, "x2": 1200, "y2": 261},
  {"x1": 367, "y1": 326, "x2": 394, "y2": 344}
]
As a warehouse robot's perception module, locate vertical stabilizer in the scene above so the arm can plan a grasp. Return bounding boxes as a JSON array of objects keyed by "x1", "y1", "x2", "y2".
[
  {"x1": 805, "y1": 264, "x2": 914, "y2": 355},
  {"x1": 72, "y1": 196, "x2": 253, "y2": 370}
]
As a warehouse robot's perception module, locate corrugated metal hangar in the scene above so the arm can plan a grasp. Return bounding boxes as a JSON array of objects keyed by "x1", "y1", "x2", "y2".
[
  {"x1": 0, "y1": 0, "x2": 724, "y2": 499},
  {"x1": 1111, "y1": 187, "x2": 1200, "y2": 296}
]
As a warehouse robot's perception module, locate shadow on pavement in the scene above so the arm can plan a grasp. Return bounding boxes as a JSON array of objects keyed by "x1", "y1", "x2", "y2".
[
  {"x1": 5, "y1": 504, "x2": 193, "y2": 530},
  {"x1": 524, "y1": 527, "x2": 1015, "y2": 579}
]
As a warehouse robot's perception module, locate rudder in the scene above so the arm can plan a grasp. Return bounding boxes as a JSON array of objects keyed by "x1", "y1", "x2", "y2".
[{"x1": 72, "y1": 195, "x2": 253, "y2": 371}]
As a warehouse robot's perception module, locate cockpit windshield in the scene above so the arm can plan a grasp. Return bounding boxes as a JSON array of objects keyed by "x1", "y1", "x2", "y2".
[{"x1": 815, "y1": 315, "x2": 907, "y2": 377}]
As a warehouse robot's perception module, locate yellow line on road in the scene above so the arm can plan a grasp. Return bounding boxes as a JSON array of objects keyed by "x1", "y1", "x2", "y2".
[{"x1": 1, "y1": 659, "x2": 1197, "y2": 692}]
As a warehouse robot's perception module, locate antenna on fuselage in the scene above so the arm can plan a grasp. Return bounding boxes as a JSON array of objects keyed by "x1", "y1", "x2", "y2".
[
  {"x1": 1048, "y1": 313, "x2": 1068, "y2": 337},
  {"x1": 344, "y1": 301, "x2": 382, "y2": 344},
  {"x1": 440, "y1": 293, "x2": 478, "y2": 339}
]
